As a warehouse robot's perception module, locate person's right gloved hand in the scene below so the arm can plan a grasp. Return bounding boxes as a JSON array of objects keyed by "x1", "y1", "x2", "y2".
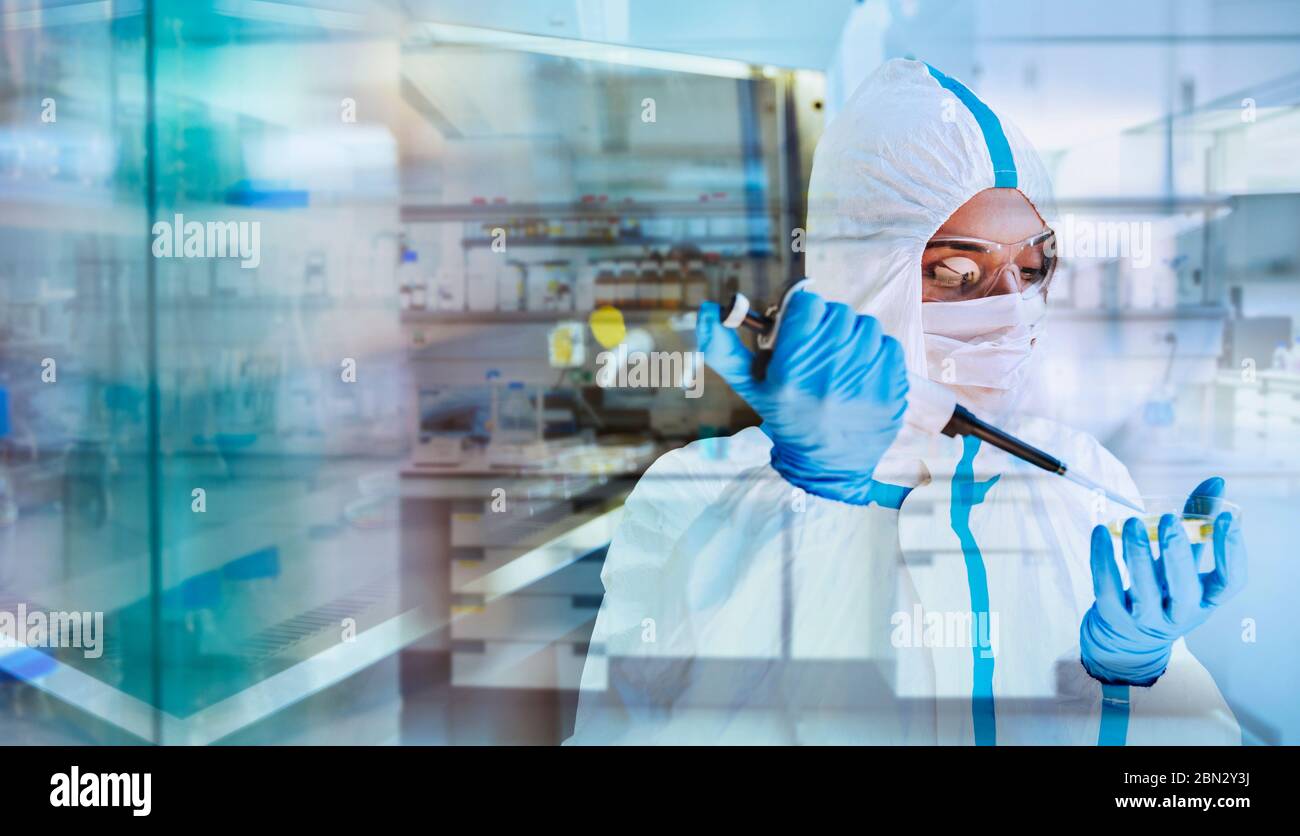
[
  {"x1": 697, "y1": 289, "x2": 909, "y2": 505},
  {"x1": 1080, "y1": 477, "x2": 1247, "y2": 686}
]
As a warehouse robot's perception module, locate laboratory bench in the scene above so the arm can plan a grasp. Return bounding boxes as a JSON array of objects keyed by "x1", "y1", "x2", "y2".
[{"x1": 396, "y1": 440, "x2": 671, "y2": 744}]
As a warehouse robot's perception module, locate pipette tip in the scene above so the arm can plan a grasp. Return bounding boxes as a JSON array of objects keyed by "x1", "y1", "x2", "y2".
[{"x1": 1061, "y1": 469, "x2": 1144, "y2": 515}]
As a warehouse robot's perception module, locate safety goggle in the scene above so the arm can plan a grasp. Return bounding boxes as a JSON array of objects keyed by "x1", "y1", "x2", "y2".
[{"x1": 922, "y1": 228, "x2": 1057, "y2": 301}]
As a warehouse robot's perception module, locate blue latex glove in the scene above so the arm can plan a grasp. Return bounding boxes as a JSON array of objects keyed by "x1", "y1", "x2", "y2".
[
  {"x1": 697, "y1": 290, "x2": 909, "y2": 505},
  {"x1": 1080, "y1": 477, "x2": 1247, "y2": 686}
]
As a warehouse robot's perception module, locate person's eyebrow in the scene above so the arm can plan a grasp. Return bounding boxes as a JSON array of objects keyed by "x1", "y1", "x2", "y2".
[{"x1": 924, "y1": 237, "x2": 994, "y2": 253}]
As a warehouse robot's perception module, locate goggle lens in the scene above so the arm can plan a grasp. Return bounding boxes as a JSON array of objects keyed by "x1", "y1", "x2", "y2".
[{"x1": 923, "y1": 230, "x2": 1056, "y2": 301}]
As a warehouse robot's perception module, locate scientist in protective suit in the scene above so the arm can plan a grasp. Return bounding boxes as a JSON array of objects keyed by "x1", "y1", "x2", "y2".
[{"x1": 568, "y1": 59, "x2": 1246, "y2": 745}]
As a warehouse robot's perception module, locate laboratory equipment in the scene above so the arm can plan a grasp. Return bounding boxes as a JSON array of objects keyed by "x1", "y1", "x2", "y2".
[
  {"x1": 498, "y1": 262, "x2": 525, "y2": 311},
  {"x1": 398, "y1": 248, "x2": 419, "y2": 310},
  {"x1": 548, "y1": 322, "x2": 587, "y2": 368},
  {"x1": 414, "y1": 387, "x2": 488, "y2": 465},
  {"x1": 497, "y1": 382, "x2": 538, "y2": 444},
  {"x1": 719, "y1": 283, "x2": 1143, "y2": 513}
]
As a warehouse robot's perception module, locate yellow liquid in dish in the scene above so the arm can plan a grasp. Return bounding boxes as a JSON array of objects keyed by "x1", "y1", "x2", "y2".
[{"x1": 1107, "y1": 516, "x2": 1213, "y2": 545}]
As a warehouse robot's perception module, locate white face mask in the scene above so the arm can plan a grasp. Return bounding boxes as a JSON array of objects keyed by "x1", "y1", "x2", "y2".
[{"x1": 921, "y1": 292, "x2": 1047, "y2": 396}]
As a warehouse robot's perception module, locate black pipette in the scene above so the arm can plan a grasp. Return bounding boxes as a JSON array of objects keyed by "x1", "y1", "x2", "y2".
[{"x1": 719, "y1": 287, "x2": 1143, "y2": 513}]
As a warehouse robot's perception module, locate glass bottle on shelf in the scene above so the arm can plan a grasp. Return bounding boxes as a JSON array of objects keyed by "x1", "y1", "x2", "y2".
[
  {"x1": 497, "y1": 262, "x2": 525, "y2": 311},
  {"x1": 592, "y1": 261, "x2": 616, "y2": 309},
  {"x1": 720, "y1": 257, "x2": 742, "y2": 303},
  {"x1": 684, "y1": 258, "x2": 708, "y2": 308},
  {"x1": 636, "y1": 258, "x2": 661, "y2": 310},
  {"x1": 615, "y1": 260, "x2": 638, "y2": 310},
  {"x1": 575, "y1": 260, "x2": 597, "y2": 311},
  {"x1": 410, "y1": 266, "x2": 428, "y2": 309},
  {"x1": 619, "y1": 205, "x2": 640, "y2": 240},
  {"x1": 497, "y1": 382, "x2": 536, "y2": 445},
  {"x1": 660, "y1": 259, "x2": 683, "y2": 310},
  {"x1": 398, "y1": 249, "x2": 418, "y2": 310}
]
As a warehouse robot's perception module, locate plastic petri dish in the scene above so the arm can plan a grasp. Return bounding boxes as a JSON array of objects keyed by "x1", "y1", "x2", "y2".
[{"x1": 1105, "y1": 495, "x2": 1240, "y2": 548}]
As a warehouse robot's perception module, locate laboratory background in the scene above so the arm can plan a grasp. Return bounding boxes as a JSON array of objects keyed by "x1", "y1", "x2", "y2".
[{"x1": 0, "y1": 0, "x2": 1297, "y2": 746}]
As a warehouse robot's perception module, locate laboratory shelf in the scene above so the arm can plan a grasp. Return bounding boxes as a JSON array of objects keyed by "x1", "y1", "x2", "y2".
[
  {"x1": 401, "y1": 198, "x2": 784, "y2": 223},
  {"x1": 1049, "y1": 304, "x2": 1230, "y2": 321},
  {"x1": 65, "y1": 297, "x2": 394, "y2": 313},
  {"x1": 459, "y1": 235, "x2": 776, "y2": 249},
  {"x1": 1050, "y1": 195, "x2": 1233, "y2": 212},
  {"x1": 0, "y1": 193, "x2": 144, "y2": 235},
  {"x1": 398, "y1": 308, "x2": 678, "y2": 325}
]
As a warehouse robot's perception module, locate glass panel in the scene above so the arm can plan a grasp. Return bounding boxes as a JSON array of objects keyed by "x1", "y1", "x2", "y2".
[
  {"x1": 145, "y1": 1, "x2": 406, "y2": 741},
  {"x1": 0, "y1": 1, "x2": 154, "y2": 743}
]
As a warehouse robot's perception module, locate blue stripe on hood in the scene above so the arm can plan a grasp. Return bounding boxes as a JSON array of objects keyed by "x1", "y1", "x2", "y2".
[{"x1": 925, "y1": 64, "x2": 1018, "y2": 189}]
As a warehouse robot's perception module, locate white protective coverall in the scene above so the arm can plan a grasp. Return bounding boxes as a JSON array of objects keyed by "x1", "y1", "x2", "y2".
[{"x1": 568, "y1": 59, "x2": 1240, "y2": 745}]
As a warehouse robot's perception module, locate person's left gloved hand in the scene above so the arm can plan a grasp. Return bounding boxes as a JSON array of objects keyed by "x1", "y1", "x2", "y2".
[{"x1": 1080, "y1": 477, "x2": 1247, "y2": 686}]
